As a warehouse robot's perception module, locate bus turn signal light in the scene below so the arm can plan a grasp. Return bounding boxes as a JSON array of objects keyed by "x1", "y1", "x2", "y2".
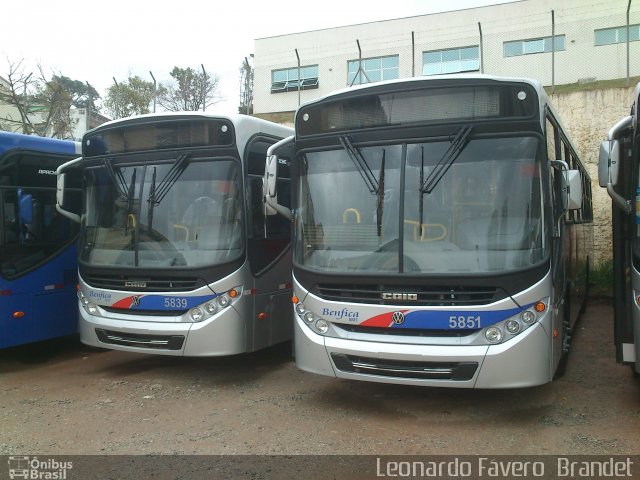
[
  {"x1": 292, "y1": 296, "x2": 299, "y2": 304},
  {"x1": 534, "y1": 302, "x2": 546, "y2": 312},
  {"x1": 13, "y1": 311, "x2": 25, "y2": 319}
]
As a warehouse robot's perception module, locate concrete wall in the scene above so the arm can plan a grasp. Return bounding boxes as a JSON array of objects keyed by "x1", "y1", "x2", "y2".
[{"x1": 550, "y1": 85, "x2": 635, "y2": 267}]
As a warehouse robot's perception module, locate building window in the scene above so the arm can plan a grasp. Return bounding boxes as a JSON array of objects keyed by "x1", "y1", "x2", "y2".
[
  {"x1": 595, "y1": 25, "x2": 640, "y2": 46},
  {"x1": 504, "y1": 35, "x2": 565, "y2": 57},
  {"x1": 347, "y1": 55, "x2": 399, "y2": 85},
  {"x1": 271, "y1": 66, "x2": 318, "y2": 93},
  {"x1": 423, "y1": 46, "x2": 479, "y2": 76}
]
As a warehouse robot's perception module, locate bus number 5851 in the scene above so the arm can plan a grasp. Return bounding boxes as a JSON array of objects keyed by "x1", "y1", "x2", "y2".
[{"x1": 449, "y1": 315, "x2": 481, "y2": 329}]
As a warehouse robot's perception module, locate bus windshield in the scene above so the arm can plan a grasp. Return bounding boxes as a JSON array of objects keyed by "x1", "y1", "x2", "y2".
[
  {"x1": 296, "y1": 135, "x2": 545, "y2": 274},
  {"x1": 80, "y1": 157, "x2": 242, "y2": 269}
]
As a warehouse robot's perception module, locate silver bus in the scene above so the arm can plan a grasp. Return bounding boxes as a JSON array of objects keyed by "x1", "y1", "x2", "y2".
[
  {"x1": 599, "y1": 83, "x2": 640, "y2": 375},
  {"x1": 57, "y1": 113, "x2": 293, "y2": 356},
  {"x1": 265, "y1": 75, "x2": 593, "y2": 388}
]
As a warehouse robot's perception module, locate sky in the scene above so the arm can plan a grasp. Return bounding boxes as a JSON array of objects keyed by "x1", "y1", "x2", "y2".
[{"x1": 1, "y1": 0, "x2": 516, "y2": 116}]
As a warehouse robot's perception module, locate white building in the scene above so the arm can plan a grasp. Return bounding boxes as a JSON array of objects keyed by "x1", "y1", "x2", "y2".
[{"x1": 253, "y1": 0, "x2": 639, "y2": 119}]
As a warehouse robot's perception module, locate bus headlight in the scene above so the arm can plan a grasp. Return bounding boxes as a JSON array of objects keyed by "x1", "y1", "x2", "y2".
[
  {"x1": 484, "y1": 326, "x2": 503, "y2": 344},
  {"x1": 205, "y1": 302, "x2": 217, "y2": 315},
  {"x1": 188, "y1": 286, "x2": 242, "y2": 323},
  {"x1": 505, "y1": 319, "x2": 520, "y2": 334},
  {"x1": 77, "y1": 290, "x2": 90, "y2": 306},
  {"x1": 86, "y1": 303, "x2": 99, "y2": 315},
  {"x1": 521, "y1": 310, "x2": 536, "y2": 325},
  {"x1": 293, "y1": 300, "x2": 331, "y2": 336},
  {"x1": 480, "y1": 298, "x2": 547, "y2": 345},
  {"x1": 190, "y1": 307, "x2": 204, "y2": 322},
  {"x1": 315, "y1": 319, "x2": 329, "y2": 334}
]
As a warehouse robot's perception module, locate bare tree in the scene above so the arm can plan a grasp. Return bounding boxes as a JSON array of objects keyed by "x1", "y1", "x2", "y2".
[
  {"x1": 0, "y1": 59, "x2": 37, "y2": 133},
  {"x1": 0, "y1": 58, "x2": 100, "y2": 138},
  {"x1": 158, "y1": 66, "x2": 223, "y2": 112}
]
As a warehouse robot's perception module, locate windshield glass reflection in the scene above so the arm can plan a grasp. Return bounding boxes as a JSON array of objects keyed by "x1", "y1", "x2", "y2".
[
  {"x1": 296, "y1": 136, "x2": 544, "y2": 274},
  {"x1": 81, "y1": 159, "x2": 242, "y2": 268}
]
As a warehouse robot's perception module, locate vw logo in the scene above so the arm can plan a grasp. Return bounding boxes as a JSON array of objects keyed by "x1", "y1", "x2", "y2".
[
  {"x1": 131, "y1": 296, "x2": 141, "y2": 307},
  {"x1": 391, "y1": 311, "x2": 405, "y2": 325}
]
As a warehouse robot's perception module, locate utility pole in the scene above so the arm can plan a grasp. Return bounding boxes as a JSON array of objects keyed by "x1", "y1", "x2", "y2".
[
  {"x1": 201, "y1": 64, "x2": 206, "y2": 112},
  {"x1": 22, "y1": 73, "x2": 32, "y2": 134},
  {"x1": 149, "y1": 71, "x2": 156, "y2": 113}
]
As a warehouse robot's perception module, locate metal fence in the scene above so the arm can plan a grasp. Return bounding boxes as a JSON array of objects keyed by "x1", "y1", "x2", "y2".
[{"x1": 254, "y1": 0, "x2": 640, "y2": 115}]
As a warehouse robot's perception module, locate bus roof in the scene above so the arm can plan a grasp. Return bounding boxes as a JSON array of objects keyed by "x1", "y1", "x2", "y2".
[
  {"x1": 297, "y1": 73, "x2": 548, "y2": 111},
  {"x1": 82, "y1": 112, "x2": 293, "y2": 160},
  {"x1": 0, "y1": 131, "x2": 81, "y2": 157},
  {"x1": 87, "y1": 112, "x2": 291, "y2": 136}
]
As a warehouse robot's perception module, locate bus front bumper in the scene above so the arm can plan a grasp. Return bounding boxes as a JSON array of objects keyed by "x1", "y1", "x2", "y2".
[
  {"x1": 79, "y1": 303, "x2": 246, "y2": 356},
  {"x1": 294, "y1": 316, "x2": 552, "y2": 389}
]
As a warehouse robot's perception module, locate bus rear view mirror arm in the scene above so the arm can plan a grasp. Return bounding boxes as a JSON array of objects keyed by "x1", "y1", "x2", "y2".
[
  {"x1": 56, "y1": 156, "x2": 82, "y2": 223},
  {"x1": 263, "y1": 135, "x2": 294, "y2": 218},
  {"x1": 598, "y1": 115, "x2": 633, "y2": 214},
  {"x1": 550, "y1": 160, "x2": 583, "y2": 211}
]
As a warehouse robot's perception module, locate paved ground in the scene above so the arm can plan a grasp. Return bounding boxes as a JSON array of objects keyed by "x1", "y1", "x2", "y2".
[{"x1": 0, "y1": 300, "x2": 639, "y2": 456}]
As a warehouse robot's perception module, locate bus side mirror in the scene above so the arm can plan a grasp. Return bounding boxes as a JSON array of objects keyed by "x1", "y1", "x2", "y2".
[
  {"x1": 263, "y1": 154, "x2": 278, "y2": 216},
  {"x1": 564, "y1": 169, "x2": 582, "y2": 210},
  {"x1": 56, "y1": 173, "x2": 66, "y2": 209},
  {"x1": 598, "y1": 140, "x2": 620, "y2": 188},
  {"x1": 56, "y1": 158, "x2": 82, "y2": 223}
]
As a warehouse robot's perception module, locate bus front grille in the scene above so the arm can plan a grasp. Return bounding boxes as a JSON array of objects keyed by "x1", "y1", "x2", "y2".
[
  {"x1": 331, "y1": 354, "x2": 478, "y2": 381},
  {"x1": 83, "y1": 274, "x2": 203, "y2": 292},
  {"x1": 315, "y1": 284, "x2": 499, "y2": 306},
  {"x1": 95, "y1": 329, "x2": 184, "y2": 350},
  {"x1": 336, "y1": 324, "x2": 478, "y2": 337}
]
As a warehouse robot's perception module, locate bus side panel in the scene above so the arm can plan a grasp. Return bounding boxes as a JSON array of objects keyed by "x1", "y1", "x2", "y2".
[
  {"x1": 0, "y1": 244, "x2": 78, "y2": 348},
  {"x1": 251, "y1": 251, "x2": 293, "y2": 351}
]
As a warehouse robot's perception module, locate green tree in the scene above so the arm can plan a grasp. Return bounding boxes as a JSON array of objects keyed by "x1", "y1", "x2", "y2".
[
  {"x1": 104, "y1": 76, "x2": 158, "y2": 119},
  {"x1": 158, "y1": 66, "x2": 222, "y2": 112},
  {"x1": 51, "y1": 75, "x2": 100, "y2": 112}
]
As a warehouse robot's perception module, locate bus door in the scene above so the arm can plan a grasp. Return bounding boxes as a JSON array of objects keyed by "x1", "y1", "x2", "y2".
[
  {"x1": 246, "y1": 138, "x2": 293, "y2": 351},
  {"x1": 600, "y1": 122, "x2": 638, "y2": 371}
]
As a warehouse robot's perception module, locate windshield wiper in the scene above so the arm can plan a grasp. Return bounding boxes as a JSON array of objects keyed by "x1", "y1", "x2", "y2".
[
  {"x1": 125, "y1": 168, "x2": 137, "y2": 236},
  {"x1": 339, "y1": 135, "x2": 379, "y2": 194},
  {"x1": 420, "y1": 125, "x2": 473, "y2": 194},
  {"x1": 376, "y1": 149, "x2": 385, "y2": 237},
  {"x1": 339, "y1": 136, "x2": 387, "y2": 237},
  {"x1": 145, "y1": 152, "x2": 191, "y2": 234},
  {"x1": 104, "y1": 158, "x2": 128, "y2": 200},
  {"x1": 150, "y1": 152, "x2": 190, "y2": 205},
  {"x1": 147, "y1": 166, "x2": 157, "y2": 234},
  {"x1": 419, "y1": 146, "x2": 425, "y2": 238}
]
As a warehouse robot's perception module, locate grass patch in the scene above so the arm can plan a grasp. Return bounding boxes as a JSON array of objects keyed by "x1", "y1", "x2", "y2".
[
  {"x1": 589, "y1": 260, "x2": 613, "y2": 299},
  {"x1": 546, "y1": 76, "x2": 640, "y2": 95}
]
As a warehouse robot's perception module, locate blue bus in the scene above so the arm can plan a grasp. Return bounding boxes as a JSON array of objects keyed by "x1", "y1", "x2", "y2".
[{"x1": 0, "y1": 131, "x2": 81, "y2": 348}]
